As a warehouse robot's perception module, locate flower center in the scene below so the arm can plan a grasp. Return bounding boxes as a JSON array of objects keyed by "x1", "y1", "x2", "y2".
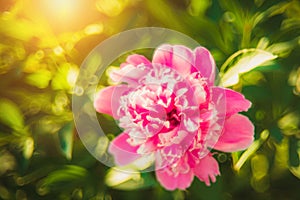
[{"x1": 166, "y1": 108, "x2": 181, "y2": 128}]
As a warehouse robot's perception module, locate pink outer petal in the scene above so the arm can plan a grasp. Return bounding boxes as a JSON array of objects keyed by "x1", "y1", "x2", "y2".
[
  {"x1": 120, "y1": 54, "x2": 151, "y2": 68},
  {"x1": 193, "y1": 155, "x2": 220, "y2": 186},
  {"x1": 194, "y1": 47, "x2": 216, "y2": 86},
  {"x1": 156, "y1": 129, "x2": 197, "y2": 169},
  {"x1": 152, "y1": 44, "x2": 194, "y2": 77},
  {"x1": 94, "y1": 85, "x2": 131, "y2": 117},
  {"x1": 212, "y1": 87, "x2": 252, "y2": 117},
  {"x1": 108, "y1": 133, "x2": 141, "y2": 166},
  {"x1": 110, "y1": 64, "x2": 148, "y2": 85},
  {"x1": 156, "y1": 168, "x2": 194, "y2": 190},
  {"x1": 213, "y1": 114, "x2": 254, "y2": 152}
]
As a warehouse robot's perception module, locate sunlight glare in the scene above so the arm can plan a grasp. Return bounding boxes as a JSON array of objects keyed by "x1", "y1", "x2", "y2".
[
  {"x1": 39, "y1": 0, "x2": 82, "y2": 23},
  {"x1": 47, "y1": 0, "x2": 78, "y2": 17}
]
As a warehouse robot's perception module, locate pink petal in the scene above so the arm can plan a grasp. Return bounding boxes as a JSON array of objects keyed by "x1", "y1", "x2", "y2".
[
  {"x1": 213, "y1": 114, "x2": 254, "y2": 152},
  {"x1": 156, "y1": 169, "x2": 176, "y2": 190},
  {"x1": 152, "y1": 45, "x2": 194, "y2": 77},
  {"x1": 156, "y1": 168, "x2": 194, "y2": 190},
  {"x1": 137, "y1": 137, "x2": 158, "y2": 154},
  {"x1": 108, "y1": 133, "x2": 140, "y2": 166},
  {"x1": 94, "y1": 85, "x2": 131, "y2": 117},
  {"x1": 212, "y1": 87, "x2": 251, "y2": 117},
  {"x1": 194, "y1": 47, "x2": 216, "y2": 86},
  {"x1": 110, "y1": 64, "x2": 148, "y2": 85},
  {"x1": 194, "y1": 155, "x2": 220, "y2": 186},
  {"x1": 120, "y1": 54, "x2": 151, "y2": 68},
  {"x1": 152, "y1": 44, "x2": 173, "y2": 67},
  {"x1": 157, "y1": 129, "x2": 196, "y2": 168},
  {"x1": 177, "y1": 172, "x2": 194, "y2": 189}
]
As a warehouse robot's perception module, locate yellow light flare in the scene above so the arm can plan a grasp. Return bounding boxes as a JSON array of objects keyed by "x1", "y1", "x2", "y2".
[
  {"x1": 53, "y1": 46, "x2": 64, "y2": 56},
  {"x1": 19, "y1": 0, "x2": 101, "y2": 34},
  {"x1": 41, "y1": 0, "x2": 81, "y2": 20},
  {"x1": 84, "y1": 23, "x2": 104, "y2": 35},
  {"x1": 67, "y1": 67, "x2": 79, "y2": 87}
]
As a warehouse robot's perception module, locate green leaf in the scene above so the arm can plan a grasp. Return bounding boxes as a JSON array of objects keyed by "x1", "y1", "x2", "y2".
[
  {"x1": 105, "y1": 168, "x2": 155, "y2": 190},
  {"x1": 23, "y1": 137, "x2": 34, "y2": 160},
  {"x1": 242, "y1": 85, "x2": 272, "y2": 103},
  {"x1": 58, "y1": 123, "x2": 74, "y2": 160},
  {"x1": 0, "y1": 98, "x2": 24, "y2": 130},
  {"x1": 188, "y1": 0, "x2": 211, "y2": 16},
  {"x1": 37, "y1": 165, "x2": 88, "y2": 195},
  {"x1": 25, "y1": 69, "x2": 52, "y2": 89},
  {"x1": 0, "y1": 184, "x2": 10, "y2": 200},
  {"x1": 289, "y1": 136, "x2": 300, "y2": 167},
  {"x1": 51, "y1": 63, "x2": 73, "y2": 91},
  {"x1": 266, "y1": 37, "x2": 300, "y2": 58},
  {"x1": 105, "y1": 168, "x2": 140, "y2": 188},
  {"x1": 220, "y1": 49, "x2": 277, "y2": 87},
  {"x1": 270, "y1": 125, "x2": 283, "y2": 143},
  {"x1": 254, "y1": 62, "x2": 281, "y2": 72}
]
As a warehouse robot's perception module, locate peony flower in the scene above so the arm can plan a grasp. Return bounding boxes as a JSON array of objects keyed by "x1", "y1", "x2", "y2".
[{"x1": 94, "y1": 44, "x2": 254, "y2": 190}]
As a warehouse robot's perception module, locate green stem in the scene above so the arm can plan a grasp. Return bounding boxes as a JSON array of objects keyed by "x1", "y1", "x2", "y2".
[{"x1": 233, "y1": 129, "x2": 270, "y2": 171}]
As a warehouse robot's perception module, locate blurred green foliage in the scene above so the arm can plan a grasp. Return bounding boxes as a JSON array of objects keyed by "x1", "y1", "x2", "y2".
[{"x1": 0, "y1": 0, "x2": 300, "y2": 199}]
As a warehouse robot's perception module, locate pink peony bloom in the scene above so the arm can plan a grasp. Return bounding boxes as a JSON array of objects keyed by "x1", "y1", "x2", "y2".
[{"x1": 94, "y1": 45, "x2": 254, "y2": 190}]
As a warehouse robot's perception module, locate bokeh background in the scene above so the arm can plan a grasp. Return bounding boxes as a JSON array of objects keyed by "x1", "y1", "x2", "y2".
[{"x1": 0, "y1": 0, "x2": 300, "y2": 199}]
